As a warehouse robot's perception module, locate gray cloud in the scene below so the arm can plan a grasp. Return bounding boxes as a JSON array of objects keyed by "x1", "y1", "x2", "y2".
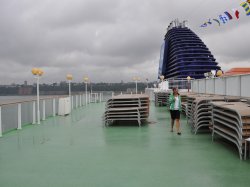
[{"x1": 0, "y1": 0, "x2": 249, "y2": 84}]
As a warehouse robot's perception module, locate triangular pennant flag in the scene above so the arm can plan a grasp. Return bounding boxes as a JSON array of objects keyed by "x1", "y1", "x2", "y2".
[
  {"x1": 232, "y1": 8, "x2": 240, "y2": 19},
  {"x1": 240, "y1": 2, "x2": 250, "y2": 16},
  {"x1": 207, "y1": 19, "x2": 212, "y2": 24},
  {"x1": 219, "y1": 15, "x2": 228, "y2": 24},
  {"x1": 200, "y1": 23, "x2": 207, "y2": 27},
  {"x1": 224, "y1": 11, "x2": 233, "y2": 20},
  {"x1": 213, "y1": 19, "x2": 220, "y2": 26}
]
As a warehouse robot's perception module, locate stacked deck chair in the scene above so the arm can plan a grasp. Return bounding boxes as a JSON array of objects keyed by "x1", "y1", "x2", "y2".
[
  {"x1": 186, "y1": 93, "x2": 201, "y2": 127},
  {"x1": 192, "y1": 95, "x2": 226, "y2": 134},
  {"x1": 211, "y1": 101, "x2": 250, "y2": 160},
  {"x1": 104, "y1": 94, "x2": 150, "y2": 127},
  {"x1": 187, "y1": 95, "x2": 241, "y2": 134},
  {"x1": 154, "y1": 91, "x2": 169, "y2": 106},
  {"x1": 179, "y1": 92, "x2": 195, "y2": 116}
]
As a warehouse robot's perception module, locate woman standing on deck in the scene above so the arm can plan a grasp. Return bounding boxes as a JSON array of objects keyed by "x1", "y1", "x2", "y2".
[{"x1": 169, "y1": 87, "x2": 182, "y2": 135}]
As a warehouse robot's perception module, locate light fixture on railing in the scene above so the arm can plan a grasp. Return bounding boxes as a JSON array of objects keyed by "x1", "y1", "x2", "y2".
[
  {"x1": 133, "y1": 76, "x2": 140, "y2": 94},
  {"x1": 159, "y1": 75, "x2": 164, "y2": 82},
  {"x1": 211, "y1": 70, "x2": 216, "y2": 78},
  {"x1": 186, "y1": 76, "x2": 191, "y2": 92},
  {"x1": 146, "y1": 78, "x2": 149, "y2": 88},
  {"x1": 66, "y1": 74, "x2": 73, "y2": 110},
  {"x1": 216, "y1": 70, "x2": 223, "y2": 77},
  {"x1": 159, "y1": 75, "x2": 165, "y2": 90},
  {"x1": 83, "y1": 76, "x2": 89, "y2": 105},
  {"x1": 31, "y1": 68, "x2": 44, "y2": 124}
]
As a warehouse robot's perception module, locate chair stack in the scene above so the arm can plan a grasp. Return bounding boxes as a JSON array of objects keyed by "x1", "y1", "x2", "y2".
[
  {"x1": 186, "y1": 95, "x2": 242, "y2": 134},
  {"x1": 211, "y1": 101, "x2": 250, "y2": 160},
  {"x1": 103, "y1": 94, "x2": 150, "y2": 127},
  {"x1": 179, "y1": 92, "x2": 194, "y2": 115},
  {"x1": 191, "y1": 95, "x2": 226, "y2": 134},
  {"x1": 154, "y1": 91, "x2": 169, "y2": 106},
  {"x1": 186, "y1": 94, "x2": 199, "y2": 127}
]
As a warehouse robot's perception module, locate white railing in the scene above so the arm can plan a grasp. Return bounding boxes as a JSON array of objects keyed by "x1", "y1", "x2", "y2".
[
  {"x1": 0, "y1": 91, "x2": 113, "y2": 137},
  {"x1": 168, "y1": 78, "x2": 191, "y2": 90},
  {"x1": 191, "y1": 74, "x2": 250, "y2": 97}
]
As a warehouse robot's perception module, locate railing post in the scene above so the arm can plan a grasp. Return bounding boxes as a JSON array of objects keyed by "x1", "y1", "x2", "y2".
[
  {"x1": 76, "y1": 95, "x2": 78, "y2": 108},
  {"x1": 53, "y1": 98, "x2": 56, "y2": 117},
  {"x1": 225, "y1": 77, "x2": 227, "y2": 96},
  {"x1": 239, "y1": 75, "x2": 242, "y2": 97},
  {"x1": 213, "y1": 78, "x2": 216, "y2": 95},
  {"x1": 99, "y1": 93, "x2": 102, "y2": 102},
  {"x1": 17, "y1": 103, "x2": 22, "y2": 130},
  {"x1": 71, "y1": 96, "x2": 74, "y2": 109},
  {"x1": 79, "y1": 94, "x2": 82, "y2": 106},
  {"x1": 42, "y1": 100, "x2": 46, "y2": 121},
  {"x1": 89, "y1": 93, "x2": 91, "y2": 104},
  {"x1": 32, "y1": 101, "x2": 36, "y2": 124},
  {"x1": 197, "y1": 80, "x2": 200, "y2": 94},
  {"x1": 204, "y1": 79, "x2": 207, "y2": 94},
  {"x1": 0, "y1": 106, "x2": 2, "y2": 137}
]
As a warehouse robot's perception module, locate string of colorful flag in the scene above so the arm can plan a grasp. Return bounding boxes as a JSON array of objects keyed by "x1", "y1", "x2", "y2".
[{"x1": 200, "y1": 0, "x2": 250, "y2": 27}]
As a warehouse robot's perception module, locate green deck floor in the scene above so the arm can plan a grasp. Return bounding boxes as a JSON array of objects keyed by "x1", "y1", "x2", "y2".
[{"x1": 0, "y1": 103, "x2": 250, "y2": 187}]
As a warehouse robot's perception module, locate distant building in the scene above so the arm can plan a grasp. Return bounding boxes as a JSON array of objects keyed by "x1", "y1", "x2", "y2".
[
  {"x1": 40, "y1": 90, "x2": 67, "y2": 95},
  {"x1": 127, "y1": 88, "x2": 136, "y2": 93},
  {"x1": 224, "y1": 68, "x2": 250, "y2": 76},
  {"x1": 18, "y1": 86, "x2": 33, "y2": 95}
]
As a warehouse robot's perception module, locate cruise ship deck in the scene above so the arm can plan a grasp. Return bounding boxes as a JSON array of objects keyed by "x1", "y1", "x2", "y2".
[{"x1": 0, "y1": 102, "x2": 250, "y2": 187}]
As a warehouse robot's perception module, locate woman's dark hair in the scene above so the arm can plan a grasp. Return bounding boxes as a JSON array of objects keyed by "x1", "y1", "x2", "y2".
[{"x1": 172, "y1": 87, "x2": 179, "y2": 95}]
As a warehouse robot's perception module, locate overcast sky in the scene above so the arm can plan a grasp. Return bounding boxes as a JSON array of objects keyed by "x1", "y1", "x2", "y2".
[{"x1": 0, "y1": 0, "x2": 249, "y2": 84}]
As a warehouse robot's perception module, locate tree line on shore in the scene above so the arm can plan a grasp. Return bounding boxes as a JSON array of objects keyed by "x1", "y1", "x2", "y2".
[{"x1": 0, "y1": 82, "x2": 155, "y2": 95}]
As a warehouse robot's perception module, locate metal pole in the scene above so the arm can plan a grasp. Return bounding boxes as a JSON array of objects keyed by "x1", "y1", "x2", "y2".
[
  {"x1": 85, "y1": 82, "x2": 88, "y2": 105},
  {"x1": 37, "y1": 76, "x2": 40, "y2": 124},
  {"x1": 69, "y1": 80, "x2": 71, "y2": 109},
  {"x1": 0, "y1": 106, "x2": 2, "y2": 137},
  {"x1": 76, "y1": 95, "x2": 78, "y2": 108},
  {"x1": 17, "y1": 103, "x2": 22, "y2": 130},
  {"x1": 32, "y1": 101, "x2": 36, "y2": 124},
  {"x1": 79, "y1": 94, "x2": 82, "y2": 106},
  {"x1": 52, "y1": 98, "x2": 56, "y2": 117},
  {"x1": 42, "y1": 100, "x2": 45, "y2": 120},
  {"x1": 136, "y1": 80, "x2": 138, "y2": 94}
]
